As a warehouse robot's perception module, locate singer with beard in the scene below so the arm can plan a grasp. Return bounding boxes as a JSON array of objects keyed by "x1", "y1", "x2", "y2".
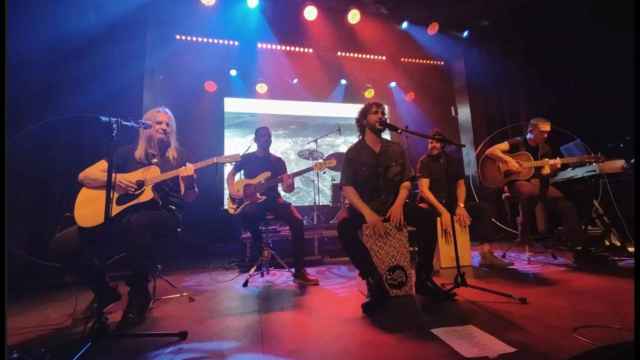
[
  {"x1": 73, "y1": 106, "x2": 198, "y2": 330},
  {"x1": 338, "y1": 101, "x2": 455, "y2": 316}
]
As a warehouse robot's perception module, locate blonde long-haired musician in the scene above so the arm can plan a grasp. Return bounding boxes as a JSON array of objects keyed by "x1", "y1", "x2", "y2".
[{"x1": 75, "y1": 106, "x2": 198, "y2": 330}]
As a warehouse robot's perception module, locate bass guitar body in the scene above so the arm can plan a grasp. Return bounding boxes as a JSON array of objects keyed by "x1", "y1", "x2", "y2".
[{"x1": 227, "y1": 171, "x2": 271, "y2": 215}]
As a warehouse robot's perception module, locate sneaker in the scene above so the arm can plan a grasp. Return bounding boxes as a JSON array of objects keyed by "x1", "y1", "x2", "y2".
[
  {"x1": 479, "y1": 251, "x2": 514, "y2": 268},
  {"x1": 292, "y1": 270, "x2": 320, "y2": 286},
  {"x1": 115, "y1": 286, "x2": 151, "y2": 331},
  {"x1": 416, "y1": 278, "x2": 456, "y2": 302}
]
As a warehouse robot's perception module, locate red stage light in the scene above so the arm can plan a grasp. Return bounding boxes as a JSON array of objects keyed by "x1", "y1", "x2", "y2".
[
  {"x1": 405, "y1": 91, "x2": 416, "y2": 102},
  {"x1": 427, "y1": 21, "x2": 439, "y2": 36},
  {"x1": 303, "y1": 5, "x2": 318, "y2": 21},
  {"x1": 347, "y1": 8, "x2": 361, "y2": 25},
  {"x1": 204, "y1": 80, "x2": 218, "y2": 93}
]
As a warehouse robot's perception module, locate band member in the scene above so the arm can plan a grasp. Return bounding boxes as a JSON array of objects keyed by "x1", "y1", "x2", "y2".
[
  {"x1": 417, "y1": 130, "x2": 512, "y2": 268},
  {"x1": 75, "y1": 106, "x2": 198, "y2": 330},
  {"x1": 338, "y1": 102, "x2": 454, "y2": 315},
  {"x1": 226, "y1": 126, "x2": 319, "y2": 286},
  {"x1": 484, "y1": 117, "x2": 585, "y2": 248}
]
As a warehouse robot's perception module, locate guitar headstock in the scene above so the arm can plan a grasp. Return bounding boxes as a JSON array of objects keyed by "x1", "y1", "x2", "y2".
[{"x1": 313, "y1": 159, "x2": 336, "y2": 172}]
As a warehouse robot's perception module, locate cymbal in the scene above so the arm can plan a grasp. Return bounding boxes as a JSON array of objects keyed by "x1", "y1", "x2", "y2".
[
  {"x1": 324, "y1": 152, "x2": 345, "y2": 172},
  {"x1": 297, "y1": 149, "x2": 325, "y2": 161}
]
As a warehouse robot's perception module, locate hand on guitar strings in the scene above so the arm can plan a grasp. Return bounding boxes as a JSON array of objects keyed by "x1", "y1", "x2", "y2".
[
  {"x1": 115, "y1": 173, "x2": 140, "y2": 194},
  {"x1": 180, "y1": 162, "x2": 197, "y2": 188}
]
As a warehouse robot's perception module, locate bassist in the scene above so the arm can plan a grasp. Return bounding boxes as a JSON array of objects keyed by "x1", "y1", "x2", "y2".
[
  {"x1": 484, "y1": 117, "x2": 585, "y2": 247},
  {"x1": 226, "y1": 126, "x2": 319, "y2": 285}
]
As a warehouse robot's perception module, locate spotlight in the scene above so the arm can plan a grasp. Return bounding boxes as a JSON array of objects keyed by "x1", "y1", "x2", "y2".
[
  {"x1": 363, "y1": 86, "x2": 375, "y2": 99},
  {"x1": 401, "y1": 20, "x2": 409, "y2": 29},
  {"x1": 340, "y1": 79, "x2": 347, "y2": 85},
  {"x1": 427, "y1": 21, "x2": 439, "y2": 36},
  {"x1": 303, "y1": 5, "x2": 318, "y2": 21},
  {"x1": 389, "y1": 81, "x2": 397, "y2": 88},
  {"x1": 200, "y1": 0, "x2": 216, "y2": 6},
  {"x1": 229, "y1": 68, "x2": 238, "y2": 77},
  {"x1": 247, "y1": 0, "x2": 259, "y2": 9},
  {"x1": 462, "y1": 30, "x2": 470, "y2": 38},
  {"x1": 256, "y1": 82, "x2": 268, "y2": 94},
  {"x1": 347, "y1": 8, "x2": 361, "y2": 25},
  {"x1": 204, "y1": 80, "x2": 218, "y2": 93},
  {"x1": 291, "y1": 77, "x2": 299, "y2": 84}
]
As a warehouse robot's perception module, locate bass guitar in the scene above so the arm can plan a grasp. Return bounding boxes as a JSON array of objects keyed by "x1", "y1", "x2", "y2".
[
  {"x1": 227, "y1": 159, "x2": 335, "y2": 215},
  {"x1": 74, "y1": 154, "x2": 241, "y2": 228}
]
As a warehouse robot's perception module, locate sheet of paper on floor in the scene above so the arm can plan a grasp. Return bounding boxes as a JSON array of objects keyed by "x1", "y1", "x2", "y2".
[{"x1": 431, "y1": 324, "x2": 517, "y2": 358}]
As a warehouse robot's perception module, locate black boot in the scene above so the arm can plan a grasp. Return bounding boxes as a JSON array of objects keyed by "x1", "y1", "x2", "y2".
[
  {"x1": 416, "y1": 275, "x2": 456, "y2": 302},
  {"x1": 361, "y1": 274, "x2": 389, "y2": 316},
  {"x1": 116, "y1": 277, "x2": 151, "y2": 331}
]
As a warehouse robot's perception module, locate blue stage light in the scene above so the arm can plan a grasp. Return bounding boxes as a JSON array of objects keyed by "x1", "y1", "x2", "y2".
[
  {"x1": 247, "y1": 0, "x2": 259, "y2": 9},
  {"x1": 401, "y1": 21, "x2": 409, "y2": 30},
  {"x1": 389, "y1": 81, "x2": 397, "y2": 88},
  {"x1": 340, "y1": 79, "x2": 347, "y2": 85},
  {"x1": 229, "y1": 68, "x2": 238, "y2": 77},
  {"x1": 462, "y1": 30, "x2": 470, "y2": 38}
]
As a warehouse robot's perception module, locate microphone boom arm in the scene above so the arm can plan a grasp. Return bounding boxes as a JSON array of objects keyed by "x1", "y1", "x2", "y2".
[{"x1": 383, "y1": 122, "x2": 465, "y2": 148}]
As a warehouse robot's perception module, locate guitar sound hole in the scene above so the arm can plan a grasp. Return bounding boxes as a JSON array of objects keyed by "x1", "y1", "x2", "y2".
[{"x1": 116, "y1": 191, "x2": 144, "y2": 206}]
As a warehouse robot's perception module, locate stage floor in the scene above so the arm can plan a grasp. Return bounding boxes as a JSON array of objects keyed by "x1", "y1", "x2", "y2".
[{"x1": 7, "y1": 243, "x2": 635, "y2": 360}]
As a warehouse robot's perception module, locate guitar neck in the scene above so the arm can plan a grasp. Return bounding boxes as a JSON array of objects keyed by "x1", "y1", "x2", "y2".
[
  {"x1": 258, "y1": 166, "x2": 314, "y2": 189},
  {"x1": 147, "y1": 156, "x2": 231, "y2": 186},
  {"x1": 524, "y1": 156, "x2": 591, "y2": 168}
]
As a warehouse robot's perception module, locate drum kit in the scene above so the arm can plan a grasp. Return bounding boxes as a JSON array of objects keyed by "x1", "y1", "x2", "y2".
[{"x1": 296, "y1": 148, "x2": 345, "y2": 224}]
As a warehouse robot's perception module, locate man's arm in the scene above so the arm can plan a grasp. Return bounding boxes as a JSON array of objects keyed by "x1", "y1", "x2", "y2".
[
  {"x1": 179, "y1": 163, "x2": 198, "y2": 202},
  {"x1": 454, "y1": 179, "x2": 471, "y2": 227},
  {"x1": 226, "y1": 168, "x2": 240, "y2": 197},
  {"x1": 280, "y1": 160, "x2": 294, "y2": 193},
  {"x1": 485, "y1": 141, "x2": 521, "y2": 171},
  {"x1": 342, "y1": 186, "x2": 380, "y2": 222},
  {"x1": 386, "y1": 181, "x2": 412, "y2": 227}
]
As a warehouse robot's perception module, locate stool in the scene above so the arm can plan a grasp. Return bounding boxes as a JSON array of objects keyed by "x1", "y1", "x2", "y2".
[{"x1": 241, "y1": 215, "x2": 294, "y2": 287}]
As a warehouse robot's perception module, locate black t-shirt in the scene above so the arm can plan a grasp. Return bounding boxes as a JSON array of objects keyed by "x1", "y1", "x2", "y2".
[
  {"x1": 341, "y1": 138, "x2": 413, "y2": 216},
  {"x1": 507, "y1": 136, "x2": 555, "y2": 179},
  {"x1": 232, "y1": 151, "x2": 287, "y2": 198},
  {"x1": 416, "y1": 151, "x2": 465, "y2": 209},
  {"x1": 111, "y1": 144, "x2": 188, "y2": 213}
]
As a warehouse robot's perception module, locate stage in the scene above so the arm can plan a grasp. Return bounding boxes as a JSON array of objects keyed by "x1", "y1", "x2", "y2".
[{"x1": 7, "y1": 242, "x2": 634, "y2": 360}]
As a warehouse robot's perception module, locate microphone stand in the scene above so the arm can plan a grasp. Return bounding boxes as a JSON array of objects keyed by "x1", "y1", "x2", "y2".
[
  {"x1": 305, "y1": 127, "x2": 340, "y2": 226},
  {"x1": 72, "y1": 118, "x2": 188, "y2": 360},
  {"x1": 381, "y1": 121, "x2": 527, "y2": 304}
]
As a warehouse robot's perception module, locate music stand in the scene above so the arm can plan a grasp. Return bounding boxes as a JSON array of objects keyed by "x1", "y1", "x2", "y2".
[
  {"x1": 380, "y1": 122, "x2": 528, "y2": 304},
  {"x1": 71, "y1": 118, "x2": 188, "y2": 359}
]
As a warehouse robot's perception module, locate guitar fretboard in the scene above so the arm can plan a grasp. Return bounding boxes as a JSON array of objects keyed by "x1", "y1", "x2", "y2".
[
  {"x1": 255, "y1": 166, "x2": 315, "y2": 192},
  {"x1": 145, "y1": 155, "x2": 239, "y2": 186},
  {"x1": 522, "y1": 155, "x2": 598, "y2": 168}
]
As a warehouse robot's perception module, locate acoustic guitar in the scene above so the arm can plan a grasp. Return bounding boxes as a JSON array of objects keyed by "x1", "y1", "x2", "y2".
[
  {"x1": 74, "y1": 154, "x2": 241, "y2": 228},
  {"x1": 227, "y1": 159, "x2": 335, "y2": 215},
  {"x1": 478, "y1": 151, "x2": 603, "y2": 188}
]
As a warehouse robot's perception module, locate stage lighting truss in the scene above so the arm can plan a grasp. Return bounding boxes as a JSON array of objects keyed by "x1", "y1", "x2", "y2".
[
  {"x1": 257, "y1": 42, "x2": 314, "y2": 53},
  {"x1": 337, "y1": 51, "x2": 386, "y2": 61},
  {"x1": 400, "y1": 57, "x2": 445, "y2": 66},
  {"x1": 175, "y1": 35, "x2": 239, "y2": 46}
]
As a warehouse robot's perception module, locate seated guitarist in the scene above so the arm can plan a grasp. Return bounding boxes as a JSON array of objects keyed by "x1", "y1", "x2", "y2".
[
  {"x1": 76, "y1": 106, "x2": 198, "y2": 330},
  {"x1": 226, "y1": 126, "x2": 319, "y2": 286},
  {"x1": 484, "y1": 117, "x2": 585, "y2": 247}
]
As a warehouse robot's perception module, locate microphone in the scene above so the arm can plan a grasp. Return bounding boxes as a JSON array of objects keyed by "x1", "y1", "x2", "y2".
[
  {"x1": 99, "y1": 116, "x2": 151, "y2": 129},
  {"x1": 378, "y1": 117, "x2": 401, "y2": 132}
]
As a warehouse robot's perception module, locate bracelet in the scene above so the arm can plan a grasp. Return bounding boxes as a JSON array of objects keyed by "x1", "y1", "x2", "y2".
[{"x1": 457, "y1": 203, "x2": 465, "y2": 208}]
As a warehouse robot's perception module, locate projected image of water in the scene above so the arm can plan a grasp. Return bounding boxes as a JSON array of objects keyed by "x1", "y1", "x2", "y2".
[{"x1": 224, "y1": 110, "x2": 358, "y2": 207}]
